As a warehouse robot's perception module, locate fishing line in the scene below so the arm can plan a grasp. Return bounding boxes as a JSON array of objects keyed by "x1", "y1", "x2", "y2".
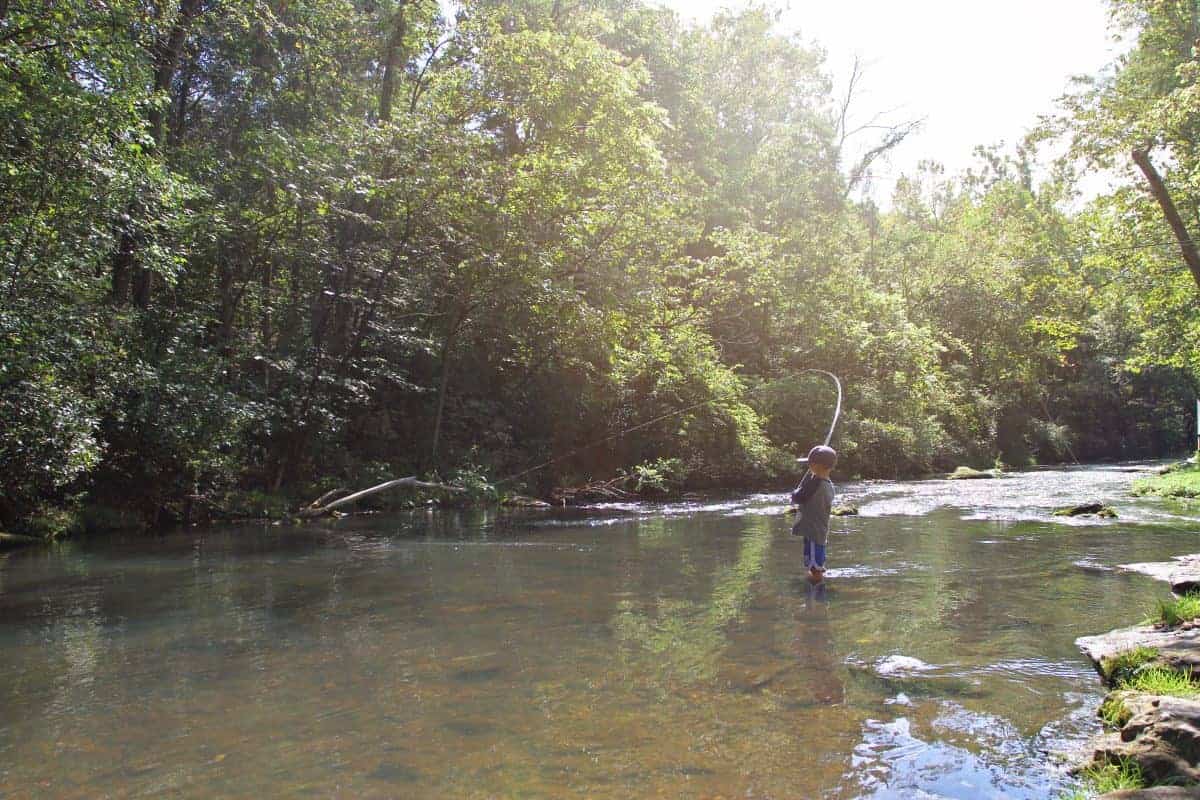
[
  {"x1": 495, "y1": 394, "x2": 735, "y2": 487},
  {"x1": 496, "y1": 370, "x2": 844, "y2": 486}
]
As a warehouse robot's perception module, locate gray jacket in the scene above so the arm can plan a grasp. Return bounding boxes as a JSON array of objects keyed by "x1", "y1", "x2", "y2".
[{"x1": 791, "y1": 478, "x2": 835, "y2": 545}]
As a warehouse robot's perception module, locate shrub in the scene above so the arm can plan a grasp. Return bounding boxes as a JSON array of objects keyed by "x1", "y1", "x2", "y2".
[{"x1": 1154, "y1": 592, "x2": 1200, "y2": 627}]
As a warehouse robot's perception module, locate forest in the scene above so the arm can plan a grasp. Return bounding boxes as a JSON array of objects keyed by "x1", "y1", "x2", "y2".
[{"x1": 2, "y1": 0, "x2": 1199, "y2": 534}]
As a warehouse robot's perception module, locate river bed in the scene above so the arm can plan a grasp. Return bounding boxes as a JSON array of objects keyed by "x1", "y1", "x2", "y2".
[{"x1": 2, "y1": 463, "x2": 1198, "y2": 798}]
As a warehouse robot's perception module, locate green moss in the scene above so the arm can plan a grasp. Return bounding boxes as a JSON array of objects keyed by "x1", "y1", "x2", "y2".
[
  {"x1": 1101, "y1": 646, "x2": 1159, "y2": 685},
  {"x1": 1155, "y1": 592, "x2": 1200, "y2": 627},
  {"x1": 1132, "y1": 462, "x2": 1200, "y2": 499}
]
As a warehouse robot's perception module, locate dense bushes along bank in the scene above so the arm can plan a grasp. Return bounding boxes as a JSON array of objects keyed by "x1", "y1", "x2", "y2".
[{"x1": 3, "y1": 0, "x2": 1198, "y2": 536}]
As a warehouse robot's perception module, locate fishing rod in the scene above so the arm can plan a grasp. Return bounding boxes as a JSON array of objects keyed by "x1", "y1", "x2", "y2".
[
  {"x1": 303, "y1": 370, "x2": 845, "y2": 516},
  {"x1": 797, "y1": 368, "x2": 843, "y2": 462}
]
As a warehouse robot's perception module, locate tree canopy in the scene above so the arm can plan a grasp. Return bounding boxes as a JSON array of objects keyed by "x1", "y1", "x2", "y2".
[{"x1": 1, "y1": 0, "x2": 1198, "y2": 532}]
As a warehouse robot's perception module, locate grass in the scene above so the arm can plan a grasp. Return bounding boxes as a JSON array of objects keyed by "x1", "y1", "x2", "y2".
[
  {"x1": 1082, "y1": 758, "x2": 1146, "y2": 793},
  {"x1": 1154, "y1": 591, "x2": 1200, "y2": 627},
  {"x1": 1132, "y1": 461, "x2": 1200, "y2": 499},
  {"x1": 1101, "y1": 646, "x2": 1159, "y2": 685},
  {"x1": 1099, "y1": 693, "x2": 1134, "y2": 728},
  {"x1": 1096, "y1": 647, "x2": 1200, "y2": 730},
  {"x1": 1122, "y1": 666, "x2": 1200, "y2": 698},
  {"x1": 1060, "y1": 757, "x2": 1147, "y2": 798}
]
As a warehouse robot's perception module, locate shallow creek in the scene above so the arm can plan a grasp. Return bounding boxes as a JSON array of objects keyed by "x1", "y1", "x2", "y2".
[{"x1": 2, "y1": 463, "x2": 1199, "y2": 798}]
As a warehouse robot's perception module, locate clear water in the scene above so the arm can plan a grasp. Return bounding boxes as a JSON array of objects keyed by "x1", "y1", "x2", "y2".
[{"x1": 2, "y1": 463, "x2": 1198, "y2": 798}]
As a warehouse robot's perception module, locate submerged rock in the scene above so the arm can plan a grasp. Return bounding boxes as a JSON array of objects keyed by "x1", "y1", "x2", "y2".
[
  {"x1": 1093, "y1": 693, "x2": 1200, "y2": 784},
  {"x1": 831, "y1": 505, "x2": 859, "y2": 516},
  {"x1": 1052, "y1": 501, "x2": 1109, "y2": 517},
  {"x1": 874, "y1": 655, "x2": 936, "y2": 677}
]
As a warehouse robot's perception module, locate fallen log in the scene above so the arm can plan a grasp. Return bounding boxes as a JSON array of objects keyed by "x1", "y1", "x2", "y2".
[
  {"x1": 309, "y1": 487, "x2": 351, "y2": 509},
  {"x1": 299, "y1": 476, "x2": 465, "y2": 518},
  {"x1": 0, "y1": 532, "x2": 43, "y2": 550}
]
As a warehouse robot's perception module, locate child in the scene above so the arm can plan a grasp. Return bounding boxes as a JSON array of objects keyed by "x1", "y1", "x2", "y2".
[{"x1": 791, "y1": 445, "x2": 837, "y2": 581}]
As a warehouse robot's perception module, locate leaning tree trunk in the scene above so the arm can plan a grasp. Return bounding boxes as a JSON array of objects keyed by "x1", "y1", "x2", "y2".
[
  {"x1": 298, "y1": 476, "x2": 464, "y2": 518},
  {"x1": 377, "y1": 2, "x2": 408, "y2": 125},
  {"x1": 1132, "y1": 147, "x2": 1200, "y2": 291}
]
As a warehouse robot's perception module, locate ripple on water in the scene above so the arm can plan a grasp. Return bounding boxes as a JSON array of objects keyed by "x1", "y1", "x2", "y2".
[
  {"x1": 849, "y1": 715, "x2": 1065, "y2": 799},
  {"x1": 0, "y1": 462, "x2": 1191, "y2": 799},
  {"x1": 875, "y1": 655, "x2": 938, "y2": 677}
]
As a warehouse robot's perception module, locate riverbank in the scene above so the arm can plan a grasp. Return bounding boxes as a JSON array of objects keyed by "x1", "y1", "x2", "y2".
[
  {"x1": 1073, "y1": 555, "x2": 1200, "y2": 798},
  {"x1": 1133, "y1": 461, "x2": 1200, "y2": 501}
]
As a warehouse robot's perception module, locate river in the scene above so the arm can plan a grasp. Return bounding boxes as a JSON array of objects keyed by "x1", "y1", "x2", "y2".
[{"x1": 2, "y1": 463, "x2": 1198, "y2": 798}]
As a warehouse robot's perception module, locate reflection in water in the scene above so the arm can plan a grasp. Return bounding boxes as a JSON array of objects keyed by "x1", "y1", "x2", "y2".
[
  {"x1": 0, "y1": 464, "x2": 1194, "y2": 798},
  {"x1": 612, "y1": 520, "x2": 773, "y2": 683},
  {"x1": 794, "y1": 580, "x2": 846, "y2": 705}
]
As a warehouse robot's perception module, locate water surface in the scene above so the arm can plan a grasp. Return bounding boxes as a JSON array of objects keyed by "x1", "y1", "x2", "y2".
[{"x1": 2, "y1": 463, "x2": 1198, "y2": 798}]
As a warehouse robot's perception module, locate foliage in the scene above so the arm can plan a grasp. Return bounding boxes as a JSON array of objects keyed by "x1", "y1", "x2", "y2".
[
  {"x1": 1154, "y1": 592, "x2": 1200, "y2": 627},
  {"x1": 625, "y1": 458, "x2": 686, "y2": 495},
  {"x1": 1, "y1": 0, "x2": 1198, "y2": 531},
  {"x1": 1099, "y1": 693, "x2": 1135, "y2": 729},
  {"x1": 1101, "y1": 646, "x2": 1159, "y2": 685}
]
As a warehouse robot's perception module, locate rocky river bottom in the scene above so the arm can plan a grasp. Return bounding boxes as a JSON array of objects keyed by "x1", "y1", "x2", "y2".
[{"x1": 2, "y1": 463, "x2": 1199, "y2": 799}]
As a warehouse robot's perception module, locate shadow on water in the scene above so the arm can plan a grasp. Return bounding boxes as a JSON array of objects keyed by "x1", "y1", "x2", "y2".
[{"x1": 0, "y1": 463, "x2": 1196, "y2": 798}]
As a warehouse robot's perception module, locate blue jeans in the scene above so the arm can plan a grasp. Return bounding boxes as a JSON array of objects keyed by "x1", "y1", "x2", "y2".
[{"x1": 803, "y1": 537, "x2": 826, "y2": 569}]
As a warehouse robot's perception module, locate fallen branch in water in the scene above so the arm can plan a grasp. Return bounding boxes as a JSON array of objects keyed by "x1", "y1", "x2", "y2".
[
  {"x1": 551, "y1": 476, "x2": 634, "y2": 505},
  {"x1": 299, "y1": 476, "x2": 464, "y2": 518},
  {"x1": 309, "y1": 487, "x2": 351, "y2": 509}
]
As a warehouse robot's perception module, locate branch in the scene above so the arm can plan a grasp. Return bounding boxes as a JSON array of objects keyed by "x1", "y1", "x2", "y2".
[
  {"x1": 298, "y1": 476, "x2": 465, "y2": 518},
  {"x1": 1131, "y1": 147, "x2": 1200, "y2": 291}
]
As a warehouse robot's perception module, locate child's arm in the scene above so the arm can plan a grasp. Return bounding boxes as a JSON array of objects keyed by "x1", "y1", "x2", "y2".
[{"x1": 791, "y1": 473, "x2": 819, "y2": 506}]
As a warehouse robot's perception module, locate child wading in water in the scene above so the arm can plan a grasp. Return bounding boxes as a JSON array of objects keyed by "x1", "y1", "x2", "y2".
[{"x1": 791, "y1": 445, "x2": 837, "y2": 582}]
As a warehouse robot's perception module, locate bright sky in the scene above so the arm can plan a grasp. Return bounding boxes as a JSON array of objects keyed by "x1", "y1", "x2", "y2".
[{"x1": 656, "y1": 0, "x2": 1123, "y2": 202}]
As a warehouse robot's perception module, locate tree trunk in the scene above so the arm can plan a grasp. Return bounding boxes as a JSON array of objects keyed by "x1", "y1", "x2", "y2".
[
  {"x1": 377, "y1": 3, "x2": 408, "y2": 125},
  {"x1": 1132, "y1": 147, "x2": 1200, "y2": 291},
  {"x1": 111, "y1": 0, "x2": 203, "y2": 308},
  {"x1": 147, "y1": 0, "x2": 202, "y2": 148}
]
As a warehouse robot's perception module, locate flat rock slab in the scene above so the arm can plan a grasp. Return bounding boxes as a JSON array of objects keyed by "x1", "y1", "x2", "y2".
[
  {"x1": 1101, "y1": 788, "x2": 1200, "y2": 799},
  {"x1": 1095, "y1": 693, "x2": 1200, "y2": 784},
  {"x1": 1121, "y1": 554, "x2": 1200, "y2": 594},
  {"x1": 1077, "y1": 625, "x2": 1200, "y2": 674}
]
